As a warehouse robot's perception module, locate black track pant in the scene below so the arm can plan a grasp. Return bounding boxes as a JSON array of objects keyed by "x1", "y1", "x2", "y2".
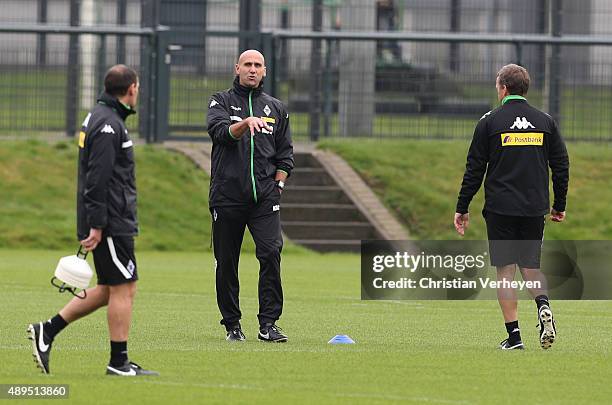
[{"x1": 212, "y1": 199, "x2": 283, "y2": 330}]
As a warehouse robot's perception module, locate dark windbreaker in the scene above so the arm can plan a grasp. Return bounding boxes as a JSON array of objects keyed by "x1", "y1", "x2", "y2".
[
  {"x1": 457, "y1": 96, "x2": 569, "y2": 216},
  {"x1": 77, "y1": 92, "x2": 137, "y2": 240},
  {"x1": 207, "y1": 77, "x2": 294, "y2": 207}
]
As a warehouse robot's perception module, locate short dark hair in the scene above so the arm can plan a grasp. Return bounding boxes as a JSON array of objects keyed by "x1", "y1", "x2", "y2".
[
  {"x1": 497, "y1": 64, "x2": 530, "y2": 96},
  {"x1": 104, "y1": 64, "x2": 138, "y2": 97}
]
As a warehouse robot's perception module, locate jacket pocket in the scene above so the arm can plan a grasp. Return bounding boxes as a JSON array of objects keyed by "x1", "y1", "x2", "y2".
[
  {"x1": 123, "y1": 189, "x2": 136, "y2": 218},
  {"x1": 108, "y1": 187, "x2": 125, "y2": 219}
]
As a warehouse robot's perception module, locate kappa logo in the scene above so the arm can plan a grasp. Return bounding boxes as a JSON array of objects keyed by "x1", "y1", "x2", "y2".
[
  {"x1": 213, "y1": 209, "x2": 218, "y2": 222},
  {"x1": 272, "y1": 205, "x2": 280, "y2": 212},
  {"x1": 263, "y1": 104, "x2": 271, "y2": 116},
  {"x1": 209, "y1": 99, "x2": 219, "y2": 108},
  {"x1": 101, "y1": 124, "x2": 115, "y2": 134},
  {"x1": 510, "y1": 117, "x2": 535, "y2": 130},
  {"x1": 230, "y1": 105, "x2": 241, "y2": 111}
]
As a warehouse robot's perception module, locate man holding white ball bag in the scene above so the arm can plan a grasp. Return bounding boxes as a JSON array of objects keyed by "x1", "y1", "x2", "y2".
[{"x1": 27, "y1": 65, "x2": 157, "y2": 377}]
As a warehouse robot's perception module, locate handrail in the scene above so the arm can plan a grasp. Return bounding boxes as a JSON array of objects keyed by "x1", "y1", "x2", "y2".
[
  {"x1": 0, "y1": 24, "x2": 165, "y2": 36},
  {"x1": 265, "y1": 29, "x2": 612, "y2": 46}
]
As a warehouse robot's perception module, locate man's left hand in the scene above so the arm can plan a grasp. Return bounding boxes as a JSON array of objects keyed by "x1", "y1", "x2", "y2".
[
  {"x1": 81, "y1": 228, "x2": 102, "y2": 251},
  {"x1": 454, "y1": 212, "x2": 469, "y2": 236},
  {"x1": 550, "y1": 209, "x2": 566, "y2": 222}
]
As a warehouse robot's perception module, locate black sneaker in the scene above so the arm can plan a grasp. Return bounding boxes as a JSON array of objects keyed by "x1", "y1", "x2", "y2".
[
  {"x1": 27, "y1": 322, "x2": 52, "y2": 374},
  {"x1": 106, "y1": 361, "x2": 159, "y2": 376},
  {"x1": 226, "y1": 327, "x2": 246, "y2": 342},
  {"x1": 538, "y1": 304, "x2": 556, "y2": 349},
  {"x1": 499, "y1": 338, "x2": 525, "y2": 350},
  {"x1": 258, "y1": 323, "x2": 288, "y2": 343}
]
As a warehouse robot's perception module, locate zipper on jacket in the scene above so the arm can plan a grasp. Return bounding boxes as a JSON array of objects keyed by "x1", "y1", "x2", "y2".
[{"x1": 248, "y1": 90, "x2": 258, "y2": 203}]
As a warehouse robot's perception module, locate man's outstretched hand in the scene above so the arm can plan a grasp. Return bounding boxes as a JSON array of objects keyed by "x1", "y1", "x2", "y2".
[{"x1": 245, "y1": 117, "x2": 272, "y2": 136}]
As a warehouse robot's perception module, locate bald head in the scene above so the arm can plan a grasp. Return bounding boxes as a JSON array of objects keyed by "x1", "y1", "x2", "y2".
[
  {"x1": 104, "y1": 64, "x2": 138, "y2": 97},
  {"x1": 238, "y1": 50, "x2": 265, "y2": 65},
  {"x1": 235, "y1": 50, "x2": 266, "y2": 88}
]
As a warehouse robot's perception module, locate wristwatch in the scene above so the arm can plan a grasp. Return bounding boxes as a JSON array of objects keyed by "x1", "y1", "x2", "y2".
[{"x1": 276, "y1": 180, "x2": 285, "y2": 190}]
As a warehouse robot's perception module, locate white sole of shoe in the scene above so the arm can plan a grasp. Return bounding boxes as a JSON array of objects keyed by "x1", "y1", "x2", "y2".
[
  {"x1": 226, "y1": 336, "x2": 246, "y2": 342},
  {"x1": 500, "y1": 342, "x2": 524, "y2": 350},
  {"x1": 258, "y1": 334, "x2": 288, "y2": 343},
  {"x1": 539, "y1": 308, "x2": 556, "y2": 349},
  {"x1": 27, "y1": 324, "x2": 48, "y2": 374}
]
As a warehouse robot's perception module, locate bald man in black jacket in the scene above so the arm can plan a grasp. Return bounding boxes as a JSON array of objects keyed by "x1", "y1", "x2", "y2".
[{"x1": 207, "y1": 50, "x2": 294, "y2": 343}]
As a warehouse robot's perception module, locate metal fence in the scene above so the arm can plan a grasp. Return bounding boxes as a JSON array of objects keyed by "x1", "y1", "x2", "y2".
[
  {"x1": 202, "y1": 0, "x2": 606, "y2": 35},
  {"x1": 3, "y1": 28, "x2": 612, "y2": 142},
  {"x1": 0, "y1": 24, "x2": 168, "y2": 141},
  {"x1": 3, "y1": 0, "x2": 612, "y2": 141},
  {"x1": 162, "y1": 31, "x2": 612, "y2": 142}
]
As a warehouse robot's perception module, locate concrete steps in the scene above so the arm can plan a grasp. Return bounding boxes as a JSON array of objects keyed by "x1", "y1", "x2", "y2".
[
  {"x1": 164, "y1": 142, "x2": 409, "y2": 253},
  {"x1": 288, "y1": 167, "x2": 337, "y2": 186},
  {"x1": 282, "y1": 186, "x2": 352, "y2": 205},
  {"x1": 289, "y1": 239, "x2": 362, "y2": 253},
  {"x1": 282, "y1": 221, "x2": 376, "y2": 240},
  {"x1": 281, "y1": 152, "x2": 381, "y2": 252},
  {"x1": 282, "y1": 203, "x2": 365, "y2": 222}
]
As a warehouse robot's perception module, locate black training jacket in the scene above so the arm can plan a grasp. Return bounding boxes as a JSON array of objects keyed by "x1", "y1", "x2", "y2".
[
  {"x1": 207, "y1": 77, "x2": 294, "y2": 207},
  {"x1": 77, "y1": 92, "x2": 138, "y2": 240},
  {"x1": 456, "y1": 96, "x2": 569, "y2": 217}
]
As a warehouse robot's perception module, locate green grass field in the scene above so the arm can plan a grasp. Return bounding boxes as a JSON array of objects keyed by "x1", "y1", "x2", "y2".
[
  {"x1": 0, "y1": 140, "x2": 308, "y2": 254},
  {"x1": 321, "y1": 139, "x2": 612, "y2": 240},
  {"x1": 0, "y1": 140, "x2": 210, "y2": 251},
  {"x1": 1, "y1": 250, "x2": 612, "y2": 404},
  {"x1": 3, "y1": 140, "x2": 611, "y2": 250},
  {"x1": 1, "y1": 139, "x2": 612, "y2": 403}
]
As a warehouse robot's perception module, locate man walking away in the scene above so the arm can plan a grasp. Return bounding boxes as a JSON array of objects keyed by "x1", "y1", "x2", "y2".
[
  {"x1": 454, "y1": 64, "x2": 569, "y2": 350},
  {"x1": 28, "y1": 65, "x2": 158, "y2": 376}
]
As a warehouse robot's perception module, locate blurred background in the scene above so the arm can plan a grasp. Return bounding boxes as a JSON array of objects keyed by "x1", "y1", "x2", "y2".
[{"x1": 2, "y1": 0, "x2": 612, "y2": 142}]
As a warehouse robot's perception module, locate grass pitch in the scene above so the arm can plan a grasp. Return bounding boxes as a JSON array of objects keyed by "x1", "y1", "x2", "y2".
[
  {"x1": 322, "y1": 139, "x2": 612, "y2": 240},
  {"x1": 1, "y1": 250, "x2": 611, "y2": 404}
]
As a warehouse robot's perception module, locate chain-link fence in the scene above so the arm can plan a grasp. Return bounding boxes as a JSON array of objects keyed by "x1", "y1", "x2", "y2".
[
  {"x1": 0, "y1": 28, "x2": 151, "y2": 137},
  {"x1": 202, "y1": 0, "x2": 607, "y2": 35},
  {"x1": 166, "y1": 33, "x2": 612, "y2": 142},
  {"x1": 2, "y1": 0, "x2": 612, "y2": 141}
]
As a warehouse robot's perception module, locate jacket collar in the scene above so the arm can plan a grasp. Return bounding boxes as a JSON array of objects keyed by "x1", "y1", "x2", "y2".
[
  {"x1": 232, "y1": 76, "x2": 264, "y2": 98},
  {"x1": 97, "y1": 92, "x2": 136, "y2": 121},
  {"x1": 501, "y1": 95, "x2": 527, "y2": 105}
]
